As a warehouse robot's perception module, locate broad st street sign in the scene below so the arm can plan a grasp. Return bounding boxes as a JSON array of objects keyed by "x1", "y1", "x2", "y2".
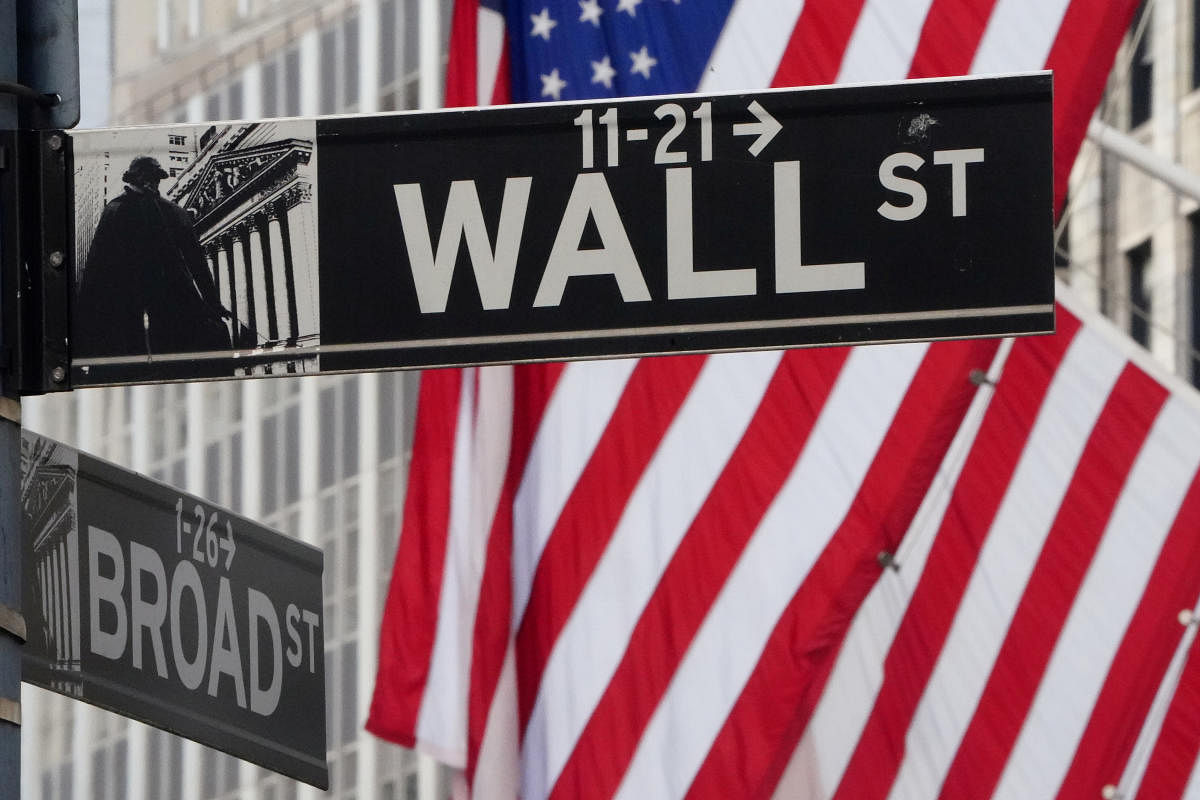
[
  {"x1": 20, "y1": 431, "x2": 328, "y2": 788},
  {"x1": 61, "y1": 72, "x2": 1051, "y2": 388}
]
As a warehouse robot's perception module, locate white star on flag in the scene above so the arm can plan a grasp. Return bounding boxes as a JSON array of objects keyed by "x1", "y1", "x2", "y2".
[
  {"x1": 578, "y1": 0, "x2": 603, "y2": 26},
  {"x1": 540, "y1": 68, "x2": 567, "y2": 99},
  {"x1": 530, "y1": 7, "x2": 557, "y2": 40},
  {"x1": 629, "y1": 45, "x2": 658, "y2": 79},
  {"x1": 616, "y1": 0, "x2": 643, "y2": 17},
  {"x1": 591, "y1": 56, "x2": 616, "y2": 89}
]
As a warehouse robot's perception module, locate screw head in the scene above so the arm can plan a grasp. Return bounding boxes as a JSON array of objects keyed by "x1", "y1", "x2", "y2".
[
  {"x1": 50, "y1": 366, "x2": 66, "y2": 384},
  {"x1": 47, "y1": 134, "x2": 63, "y2": 151},
  {"x1": 48, "y1": 250, "x2": 64, "y2": 269}
]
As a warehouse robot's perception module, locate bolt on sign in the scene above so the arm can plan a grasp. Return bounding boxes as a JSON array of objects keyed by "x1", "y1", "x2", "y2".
[
  {"x1": 20, "y1": 430, "x2": 328, "y2": 789},
  {"x1": 62, "y1": 72, "x2": 1051, "y2": 388}
]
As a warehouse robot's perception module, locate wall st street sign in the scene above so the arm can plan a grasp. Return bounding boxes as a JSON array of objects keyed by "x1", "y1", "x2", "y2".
[
  {"x1": 58, "y1": 72, "x2": 1051, "y2": 388},
  {"x1": 20, "y1": 431, "x2": 328, "y2": 789}
]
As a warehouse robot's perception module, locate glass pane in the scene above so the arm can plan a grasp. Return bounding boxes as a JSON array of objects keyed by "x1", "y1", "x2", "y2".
[
  {"x1": 205, "y1": 442, "x2": 221, "y2": 503},
  {"x1": 285, "y1": 404, "x2": 301, "y2": 504},
  {"x1": 231, "y1": 430, "x2": 243, "y2": 512},
  {"x1": 263, "y1": 415, "x2": 279, "y2": 513},
  {"x1": 168, "y1": 735, "x2": 184, "y2": 800},
  {"x1": 263, "y1": 61, "x2": 279, "y2": 118},
  {"x1": 344, "y1": 14, "x2": 360, "y2": 107},
  {"x1": 320, "y1": 28, "x2": 338, "y2": 114},
  {"x1": 379, "y1": 373, "x2": 397, "y2": 461},
  {"x1": 343, "y1": 379, "x2": 359, "y2": 477},
  {"x1": 320, "y1": 387, "x2": 337, "y2": 486},
  {"x1": 285, "y1": 48, "x2": 301, "y2": 116},
  {"x1": 113, "y1": 739, "x2": 127, "y2": 796},
  {"x1": 381, "y1": 0, "x2": 396, "y2": 86},
  {"x1": 342, "y1": 641, "x2": 358, "y2": 745},
  {"x1": 202, "y1": 749, "x2": 218, "y2": 797},
  {"x1": 228, "y1": 79, "x2": 244, "y2": 119}
]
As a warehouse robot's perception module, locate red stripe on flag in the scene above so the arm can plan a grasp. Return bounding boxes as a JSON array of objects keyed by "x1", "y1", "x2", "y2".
[
  {"x1": 546, "y1": 348, "x2": 850, "y2": 800},
  {"x1": 514, "y1": 355, "x2": 709, "y2": 736},
  {"x1": 466, "y1": 363, "x2": 565, "y2": 781},
  {"x1": 688, "y1": 338, "x2": 1002, "y2": 800},
  {"x1": 1044, "y1": 0, "x2": 1140, "y2": 214},
  {"x1": 445, "y1": 0, "x2": 482, "y2": 107},
  {"x1": 937, "y1": 363, "x2": 1168, "y2": 800},
  {"x1": 830, "y1": 310, "x2": 1083, "y2": 800},
  {"x1": 367, "y1": 368, "x2": 464, "y2": 747},
  {"x1": 772, "y1": 0, "x2": 868, "y2": 88},
  {"x1": 1135, "y1": 597, "x2": 1200, "y2": 800},
  {"x1": 908, "y1": 0, "x2": 998, "y2": 78},
  {"x1": 1062, "y1": 468, "x2": 1200, "y2": 800}
]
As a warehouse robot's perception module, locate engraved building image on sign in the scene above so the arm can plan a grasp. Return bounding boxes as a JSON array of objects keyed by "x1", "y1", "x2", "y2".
[
  {"x1": 21, "y1": 433, "x2": 82, "y2": 698},
  {"x1": 71, "y1": 120, "x2": 319, "y2": 385}
]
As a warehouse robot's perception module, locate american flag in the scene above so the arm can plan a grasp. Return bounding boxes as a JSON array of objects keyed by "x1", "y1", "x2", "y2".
[{"x1": 362, "y1": 2, "x2": 1200, "y2": 799}]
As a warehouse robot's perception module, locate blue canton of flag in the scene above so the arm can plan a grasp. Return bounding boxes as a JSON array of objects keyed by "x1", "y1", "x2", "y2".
[{"x1": 502, "y1": 0, "x2": 734, "y2": 102}]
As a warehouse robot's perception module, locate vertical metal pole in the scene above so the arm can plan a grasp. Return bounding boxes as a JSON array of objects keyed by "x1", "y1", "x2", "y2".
[{"x1": 0, "y1": 0, "x2": 24, "y2": 796}]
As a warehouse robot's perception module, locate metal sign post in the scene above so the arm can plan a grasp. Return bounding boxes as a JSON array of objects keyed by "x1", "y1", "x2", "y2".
[
  {"x1": 1, "y1": 1, "x2": 26, "y2": 794},
  {"x1": 53, "y1": 72, "x2": 1053, "y2": 391}
]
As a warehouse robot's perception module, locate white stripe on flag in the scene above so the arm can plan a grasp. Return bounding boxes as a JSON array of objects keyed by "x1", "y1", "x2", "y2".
[
  {"x1": 971, "y1": 0, "x2": 1073, "y2": 74},
  {"x1": 511, "y1": 359, "x2": 638, "y2": 629},
  {"x1": 837, "y1": 0, "x2": 935, "y2": 84},
  {"x1": 476, "y1": 5, "x2": 505, "y2": 105},
  {"x1": 698, "y1": 0, "x2": 806, "y2": 92},
  {"x1": 521, "y1": 351, "x2": 784, "y2": 800},
  {"x1": 995, "y1": 396, "x2": 1200, "y2": 798},
  {"x1": 416, "y1": 369, "x2": 478, "y2": 761},
  {"x1": 473, "y1": 644, "x2": 520, "y2": 800},
  {"x1": 616, "y1": 342, "x2": 929, "y2": 800},
  {"x1": 885, "y1": 328, "x2": 1126, "y2": 800}
]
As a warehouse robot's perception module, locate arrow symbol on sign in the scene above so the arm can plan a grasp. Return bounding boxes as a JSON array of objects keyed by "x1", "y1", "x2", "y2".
[
  {"x1": 221, "y1": 519, "x2": 236, "y2": 570},
  {"x1": 732, "y1": 100, "x2": 781, "y2": 157}
]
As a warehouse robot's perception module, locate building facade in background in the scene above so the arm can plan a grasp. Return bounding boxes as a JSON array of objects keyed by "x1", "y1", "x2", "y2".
[
  {"x1": 20, "y1": 0, "x2": 1200, "y2": 799},
  {"x1": 1064, "y1": 0, "x2": 1200, "y2": 385},
  {"x1": 22, "y1": 1, "x2": 451, "y2": 799}
]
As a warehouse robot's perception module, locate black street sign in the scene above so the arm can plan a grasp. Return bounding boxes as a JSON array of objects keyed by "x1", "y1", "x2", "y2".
[
  {"x1": 63, "y1": 72, "x2": 1052, "y2": 388},
  {"x1": 20, "y1": 431, "x2": 328, "y2": 789}
]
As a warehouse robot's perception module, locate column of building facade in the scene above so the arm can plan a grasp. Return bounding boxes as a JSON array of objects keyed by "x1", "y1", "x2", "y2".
[
  {"x1": 220, "y1": 232, "x2": 240, "y2": 348},
  {"x1": 126, "y1": 386, "x2": 154, "y2": 800},
  {"x1": 204, "y1": 240, "x2": 222, "y2": 308},
  {"x1": 237, "y1": 56, "x2": 268, "y2": 799},
  {"x1": 253, "y1": 211, "x2": 281, "y2": 343},
  {"x1": 297, "y1": 370, "x2": 324, "y2": 800},
  {"x1": 238, "y1": 222, "x2": 260, "y2": 347},
  {"x1": 238, "y1": 377, "x2": 265, "y2": 800},
  {"x1": 70, "y1": 390, "x2": 104, "y2": 800},
  {"x1": 358, "y1": 372, "x2": 380, "y2": 800},
  {"x1": 271, "y1": 194, "x2": 301, "y2": 344}
]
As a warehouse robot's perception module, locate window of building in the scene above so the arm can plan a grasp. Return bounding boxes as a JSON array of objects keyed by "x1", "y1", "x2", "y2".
[
  {"x1": 285, "y1": 47, "x2": 301, "y2": 116},
  {"x1": 320, "y1": 27, "x2": 338, "y2": 114},
  {"x1": 1194, "y1": 0, "x2": 1200, "y2": 89},
  {"x1": 206, "y1": 90, "x2": 222, "y2": 123},
  {"x1": 1191, "y1": 213, "x2": 1200, "y2": 386},
  {"x1": 262, "y1": 61, "x2": 279, "y2": 118},
  {"x1": 319, "y1": 13, "x2": 363, "y2": 114},
  {"x1": 380, "y1": 0, "x2": 421, "y2": 111},
  {"x1": 345, "y1": 13, "x2": 360, "y2": 108},
  {"x1": 1128, "y1": 239, "x2": 1152, "y2": 348},
  {"x1": 227, "y1": 79, "x2": 244, "y2": 119},
  {"x1": 1130, "y1": 1, "x2": 1153, "y2": 128}
]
